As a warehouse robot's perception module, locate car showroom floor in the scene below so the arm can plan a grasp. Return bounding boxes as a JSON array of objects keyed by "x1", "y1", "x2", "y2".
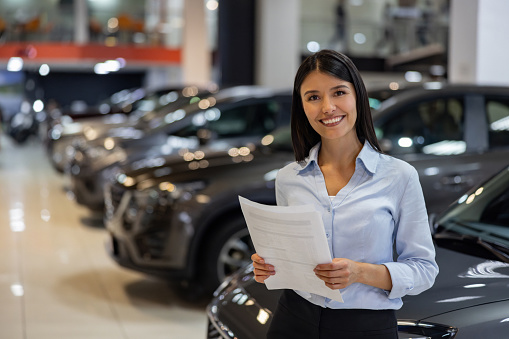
[{"x1": 0, "y1": 134, "x2": 208, "y2": 339}]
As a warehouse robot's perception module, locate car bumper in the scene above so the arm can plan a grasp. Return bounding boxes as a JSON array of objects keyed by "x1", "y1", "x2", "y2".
[
  {"x1": 104, "y1": 183, "x2": 194, "y2": 279},
  {"x1": 70, "y1": 171, "x2": 106, "y2": 211}
]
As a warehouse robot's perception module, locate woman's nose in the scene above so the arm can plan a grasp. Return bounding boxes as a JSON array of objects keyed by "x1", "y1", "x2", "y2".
[{"x1": 322, "y1": 95, "x2": 335, "y2": 114}]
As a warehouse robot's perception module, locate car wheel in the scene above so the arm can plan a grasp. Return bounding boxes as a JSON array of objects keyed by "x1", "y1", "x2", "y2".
[{"x1": 201, "y1": 216, "x2": 255, "y2": 293}]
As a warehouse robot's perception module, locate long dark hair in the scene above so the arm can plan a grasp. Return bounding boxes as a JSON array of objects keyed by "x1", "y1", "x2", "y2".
[{"x1": 291, "y1": 49, "x2": 381, "y2": 161}]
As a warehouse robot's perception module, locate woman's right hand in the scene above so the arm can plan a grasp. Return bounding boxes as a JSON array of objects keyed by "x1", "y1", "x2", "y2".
[{"x1": 251, "y1": 253, "x2": 275, "y2": 284}]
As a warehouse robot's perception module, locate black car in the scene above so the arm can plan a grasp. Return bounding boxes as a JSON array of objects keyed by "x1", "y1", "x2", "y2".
[
  {"x1": 70, "y1": 86, "x2": 292, "y2": 211},
  {"x1": 372, "y1": 83, "x2": 509, "y2": 215},
  {"x1": 47, "y1": 86, "x2": 209, "y2": 173},
  {"x1": 104, "y1": 83, "x2": 509, "y2": 297},
  {"x1": 207, "y1": 164, "x2": 509, "y2": 339},
  {"x1": 104, "y1": 127, "x2": 295, "y2": 296}
]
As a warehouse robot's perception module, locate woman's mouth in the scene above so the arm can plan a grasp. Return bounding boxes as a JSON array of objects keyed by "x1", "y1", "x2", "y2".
[{"x1": 320, "y1": 116, "x2": 344, "y2": 126}]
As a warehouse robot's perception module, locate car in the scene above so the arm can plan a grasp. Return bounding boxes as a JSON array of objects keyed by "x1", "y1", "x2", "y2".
[
  {"x1": 103, "y1": 83, "x2": 509, "y2": 298},
  {"x1": 206, "y1": 163, "x2": 509, "y2": 339},
  {"x1": 372, "y1": 83, "x2": 509, "y2": 215},
  {"x1": 104, "y1": 126, "x2": 295, "y2": 297},
  {"x1": 70, "y1": 86, "x2": 292, "y2": 211},
  {"x1": 47, "y1": 86, "x2": 210, "y2": 173}
]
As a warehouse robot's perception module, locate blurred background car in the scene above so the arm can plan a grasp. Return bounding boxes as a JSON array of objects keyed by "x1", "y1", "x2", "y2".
[
  {"x1": 104, "y1": 126, "x2": 294, "y2": 298},
  {"x1": 206, "y1": 164, "x2": 509, "y2": 339},
  {"x1": 372, "y1": 83, "x2": 509, "y2": 215},
  {"x1": 69, "y1": 86, "x2": 292, "y2": 211},
  {"x1": 46, "y1": 86, "x2": 211, "y2": 173}
]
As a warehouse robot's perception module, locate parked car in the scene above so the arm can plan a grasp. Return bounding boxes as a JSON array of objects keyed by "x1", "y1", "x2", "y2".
[
  {"x1": 373, "y1": 83, "x2": 509, "y2": 215},
  {"x1": 47, "y1": 86, "x2": 209, "y2": 173},
  {"x1": 104, "y1": 127, "x2": 294, "y2": 296},
  {"x1": 70, "y1": 86, "x2": 292, "y2": 211},
  {"x1": 206, "y1": 164, "x2": 509, "y2": 339},
  {"x1": 103, "y1": 83, "x2": 509, "y2": 298}
]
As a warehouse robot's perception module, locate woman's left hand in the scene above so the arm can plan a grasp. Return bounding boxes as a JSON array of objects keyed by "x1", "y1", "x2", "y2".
[{"x1": 314, "y1": 258, "x2": 360, "y2": 290}]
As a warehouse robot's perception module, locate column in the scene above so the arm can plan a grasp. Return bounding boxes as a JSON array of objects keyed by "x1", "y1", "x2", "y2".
[
  {"x1": 217, "y1": 0, "x2": 256, "y2": 87},
  {"x1": 74, "y1": 0, "x2": 89, "y2": 45},
  {"x1": 449, "y1": 0, "x2": 509, "y2": 85},
  {"x1": 255, "y1": 0, "x2": 300, "y2": 89},
  {"x1": 182, "y1": 0, "x2": 211, "y2": 86}
]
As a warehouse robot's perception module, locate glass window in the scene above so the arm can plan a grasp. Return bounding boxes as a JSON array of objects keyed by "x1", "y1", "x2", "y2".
[
  {"x1": 208, "y1": 101, "x2": 279, "y2": 137},
  {"x1": 486, "y1": 97, "x2": 509, "y2": 149},
  {"x1": 376, "y1": 97, "x2": 464, "y2": 156},
  {"x1": 435, "y1": 167, "x2": 509, "y2": 261},
  {"x1": 481, "y1": 187, "x2": 509, "y2": 227},
  {"x1": 439, "y1": 168, "x2": 509, "y2": 229},
  {"x1": 172, "y1": 100, "x2": 280, "y2": 139}
]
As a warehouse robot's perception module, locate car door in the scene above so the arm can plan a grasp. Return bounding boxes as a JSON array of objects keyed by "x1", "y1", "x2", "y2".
[{"x1": 374, "y1": 93, "x2": 491, "y2": 215}]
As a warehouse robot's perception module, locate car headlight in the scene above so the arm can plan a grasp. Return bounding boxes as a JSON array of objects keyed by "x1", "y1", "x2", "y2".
[
  {"x1": 116, "y1": 171, "x2": 206, "y2": 201},
  {"x1": 397, "y1": 320, "x2": 458, "y2": 338}
]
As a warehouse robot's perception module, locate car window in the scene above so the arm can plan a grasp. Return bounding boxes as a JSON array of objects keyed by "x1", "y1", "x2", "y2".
[
  {"x1": 437, "y1": 167, "x2": 509, "y2": 246},
  {"x1": 172, "y1": 100, "x2": 280, "y2": 139},
  {"x1": 486, "y1": 96, "x2": 509, "y2": 149},
  {"x1": 376, "y1": 97, "x2": 465, "y2": 155},
  {"x1": 208, "y1": 101, "x2": 279, "y2": 137}
]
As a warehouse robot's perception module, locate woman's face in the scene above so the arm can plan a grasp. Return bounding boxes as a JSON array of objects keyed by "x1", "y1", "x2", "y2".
[{"x1": 300, "y1": 70, "x2": 358, "y2": 143}]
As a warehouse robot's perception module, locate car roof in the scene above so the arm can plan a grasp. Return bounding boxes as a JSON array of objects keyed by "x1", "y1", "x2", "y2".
[{"x1": 377, "y1": 82, "x2": 509, "y2": 112}]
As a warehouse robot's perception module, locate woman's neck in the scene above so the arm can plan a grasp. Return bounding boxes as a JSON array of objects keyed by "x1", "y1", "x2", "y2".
[{"x1": 318, "y1": 135, "x2": 363, "y2": 169}]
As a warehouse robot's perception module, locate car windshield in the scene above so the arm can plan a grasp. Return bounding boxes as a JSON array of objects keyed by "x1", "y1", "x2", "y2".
[
  {"x1": 138, "y1": 90, "x2": 209, "y2": 125},
  {"x1": 435, "y1": 166, "x2": 509, "y2": 261}
]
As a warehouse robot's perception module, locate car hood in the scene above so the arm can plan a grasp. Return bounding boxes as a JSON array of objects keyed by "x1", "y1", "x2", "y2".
[
  {"x1": 396, "y1": 246, "x2": 509, "y2": 321},
  {"x1": 210, "y1": 246, "x2": 509, "y2": 337},
  {"x1": 115, "y1": 144, "x2": 294, "y2": 190}
]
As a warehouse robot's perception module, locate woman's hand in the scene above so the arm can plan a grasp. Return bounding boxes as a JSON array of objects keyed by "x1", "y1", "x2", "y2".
[
  {"x1": 251, "y1": 253, "x2": 275, "y2": 284},
  {"x1": 315, "y1": 258, "x2": 393, "y2": 291},
  {"x1": 314, "y1": 258, "x2": 359, "y2": 290}
]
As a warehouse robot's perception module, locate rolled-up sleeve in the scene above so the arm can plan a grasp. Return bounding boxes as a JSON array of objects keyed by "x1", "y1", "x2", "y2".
[{"x1": 384, "y1": 168, "x2": 439, "y2": 299}]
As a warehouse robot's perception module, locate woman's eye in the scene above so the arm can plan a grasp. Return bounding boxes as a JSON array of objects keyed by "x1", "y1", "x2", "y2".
[
  {"x1": 334, "y1": 90, "x2": 345, "y2": 96},
  {"x1": 307, "y1": 95, "x2": 319, "y2": 101}
]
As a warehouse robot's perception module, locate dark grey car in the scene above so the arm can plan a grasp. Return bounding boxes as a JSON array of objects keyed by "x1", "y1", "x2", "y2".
[
  {"x1": 207, "y1": 164, "x2": 509, "y2": 339},
  {"x1": 69, "y1": 86, "x2": 292, "y2": 211},
  {"x1": 372, "y1": 83, "x2": 509, "y2": 215}
]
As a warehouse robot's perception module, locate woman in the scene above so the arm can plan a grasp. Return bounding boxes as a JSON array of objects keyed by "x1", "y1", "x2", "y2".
[{"x1": 251, "y1": 50, "x2": 438, "y2": 338}]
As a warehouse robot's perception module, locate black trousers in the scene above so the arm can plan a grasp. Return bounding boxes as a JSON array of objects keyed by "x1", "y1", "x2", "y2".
[{"x1": 267, "y1": 290, "x2": 398, "y2": 339}]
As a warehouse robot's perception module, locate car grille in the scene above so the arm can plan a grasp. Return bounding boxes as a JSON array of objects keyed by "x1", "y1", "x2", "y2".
[
  {"x1": 109, "y1": 183, "x2": 125, "y2": 211},
  {"x1": 134, "y1": 230, "x2": 167, "y2": 260},
  {"x1": 130, "y1": 198, "x2": 173, "y2": 260}
]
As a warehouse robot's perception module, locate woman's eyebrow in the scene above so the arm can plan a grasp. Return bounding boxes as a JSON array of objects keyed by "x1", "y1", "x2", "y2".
[
  {"x1": 331, "y1": 84, "x2": 350, "y2": 91},
  {"x1": 303, "y1": 84, "x2": 349, "y2": 97}
]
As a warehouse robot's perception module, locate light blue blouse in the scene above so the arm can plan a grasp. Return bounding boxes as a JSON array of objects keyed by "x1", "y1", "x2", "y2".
[{"x1": 275, "y1": 141, "x2": 439, "y2": 310}]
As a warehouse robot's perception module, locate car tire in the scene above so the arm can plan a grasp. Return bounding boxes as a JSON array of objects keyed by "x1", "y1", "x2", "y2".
[{"x1": 201, "y1": 216, "x2": 255, "y2": 294}]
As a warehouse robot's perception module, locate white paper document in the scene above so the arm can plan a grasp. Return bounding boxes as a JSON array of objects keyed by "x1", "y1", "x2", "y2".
[{"x1": 239, "y1": 196, "x2": 343, "y2": 302}]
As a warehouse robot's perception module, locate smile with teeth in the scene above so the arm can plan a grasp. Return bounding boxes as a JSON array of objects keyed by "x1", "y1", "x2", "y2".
[{"x1": 321, "y1": 116, "x2": 344, "y2": 125}]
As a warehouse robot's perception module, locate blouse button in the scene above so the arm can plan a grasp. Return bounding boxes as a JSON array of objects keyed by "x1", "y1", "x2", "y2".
[{"x1": 326, "y1": 233, "x2": 330, "y2": 238}]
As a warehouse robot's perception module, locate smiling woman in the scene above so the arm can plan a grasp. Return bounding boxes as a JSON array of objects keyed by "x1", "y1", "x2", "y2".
[{"x1": 251, "y1": 50, "x2": 438, "y2": 339}]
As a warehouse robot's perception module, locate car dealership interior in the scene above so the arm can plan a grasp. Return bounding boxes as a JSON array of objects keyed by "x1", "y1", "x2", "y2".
[{"x1": 1, "y1": 0, "x2": 509, "y2": 338}]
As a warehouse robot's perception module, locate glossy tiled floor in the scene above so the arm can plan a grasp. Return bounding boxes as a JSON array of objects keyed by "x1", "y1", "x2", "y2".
[{"x1": 0, "y1": 134, "x2": 208, "y2": 339}]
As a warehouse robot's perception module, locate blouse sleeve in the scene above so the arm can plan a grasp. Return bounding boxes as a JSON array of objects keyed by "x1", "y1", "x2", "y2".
[{"x1": 383, "y1": 167, "x2": 439, "y2": 299}]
